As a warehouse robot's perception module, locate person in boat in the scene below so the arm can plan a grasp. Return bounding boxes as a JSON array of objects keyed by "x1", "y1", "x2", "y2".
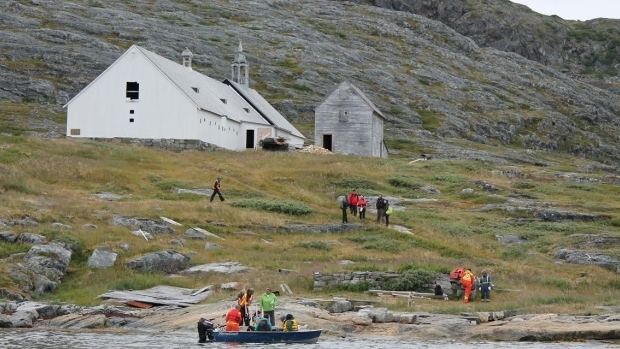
[
  {"x1": 281, "y1": 313, "x2": 299, "y2": 332},
  {"x1": 259, "y1": 287, "x2": 278, "y2": 326},
  {"x1": 225, "y1": 305, "x2": 242, "y2": 331},
  {"x1": 238, "y1": 288, "x2": 254, "y2": 326},
  {"x1": 253, "y1": 316, "x2": 273, "y2": 331}
]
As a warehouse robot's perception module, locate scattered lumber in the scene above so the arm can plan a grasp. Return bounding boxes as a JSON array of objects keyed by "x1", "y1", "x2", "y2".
[
  {"x1": 160, "y1": 216, "x2": 182, "y2": 226},
  {"x1": 99, "y1": 285, "x2": 212, "y2": 307}
]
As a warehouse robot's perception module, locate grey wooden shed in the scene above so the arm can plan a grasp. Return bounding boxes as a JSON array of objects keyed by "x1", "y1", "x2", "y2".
[{"x1": 314, "y1": 81, "x2": 388, "y2": 158}]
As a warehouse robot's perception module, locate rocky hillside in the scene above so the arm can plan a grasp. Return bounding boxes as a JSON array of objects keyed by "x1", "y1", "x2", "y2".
[
  {"x1": 0, "y1": 0, "x2": 619, "y2": 164},
  {"x1": 353, "y1": 0, "x2": 620, "y2": 82}
]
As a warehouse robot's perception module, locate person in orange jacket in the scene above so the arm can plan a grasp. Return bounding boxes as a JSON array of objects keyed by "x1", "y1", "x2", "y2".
[
  {"x1": 225, "y1": 305, "x2": 242, "y2": 331},
  {"x1": 237, "y1": 288, "x2": 254, "y2": 326},
  {"x1": 461, "y1": 268, "x2": 475, "y2": 303}
]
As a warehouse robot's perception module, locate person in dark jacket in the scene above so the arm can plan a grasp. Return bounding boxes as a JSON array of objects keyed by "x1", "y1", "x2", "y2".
[
  {"x1": 210, "y1": 177, "x2": 225, "y2": 202},
  {"x1": 376, "y1": 195, "x2": 387, "y2": 223},
  {"x1": 338, "y1": 195, "x2": 348, "y2": 223},
  {"x1": 479, "y1": 270, "x2": 493, "y2": 302}
]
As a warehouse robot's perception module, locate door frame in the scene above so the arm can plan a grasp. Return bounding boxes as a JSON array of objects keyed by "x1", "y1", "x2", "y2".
[
  {"x1": 246, "y1": 129, "x2": 255, "y2": 149},
  {"x1": 322, "y1": 134, "x2": 333, "y2": 151}
]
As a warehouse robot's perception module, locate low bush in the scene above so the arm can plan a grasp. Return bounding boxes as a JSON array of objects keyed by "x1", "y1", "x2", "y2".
[
  {"x1": 296, "y1": 241, "x2": 331, "y2": 251},
  {"x1": 335, "y1": 281, "x2": 371, "y2": 292},
  {"x1": 383, "y1": 269, "x2": 437, "y2": 292},
  {"x1": 231, "y1": 198, "x2": 312, "y2": 215},
  {"x1": 388, "y1": 176, "x2": 422, "y2": 190}
]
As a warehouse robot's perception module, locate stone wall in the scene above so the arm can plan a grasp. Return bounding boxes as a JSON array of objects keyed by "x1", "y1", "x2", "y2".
[
  {"x1": 90, "y1": 138, "x2": 219, "y2": 152},
  {"x1": 313, "y1": 271, "x2": 400, "y2": 290}
]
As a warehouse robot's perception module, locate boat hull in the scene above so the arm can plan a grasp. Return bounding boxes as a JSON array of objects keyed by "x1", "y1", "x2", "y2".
[{"x1": 212, "y1": 330, "x2": 321, "y2": 343}]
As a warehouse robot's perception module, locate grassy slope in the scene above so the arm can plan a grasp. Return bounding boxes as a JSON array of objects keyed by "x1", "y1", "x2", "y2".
[{"x1": 0, "y1": 135, "x2": 618, "y2": 314}]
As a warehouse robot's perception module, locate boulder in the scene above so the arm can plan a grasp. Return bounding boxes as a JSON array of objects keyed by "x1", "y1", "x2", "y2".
[
  {"x1": 9, "y1": 310, "x2": 38, "y2": 328},
  {"x1": 113, "y1": 216, "x2": 174, "y2": 235},
  {"x1": 16, "y1": 302, "x2": 61, "y2": 319},
  {"x1": 420, "y1": 185, "x2": 441, "y2": 195},
  {"x1": 338, "y1": 260, "x2": 355, "y2": 265},
  {"x1": 16, "y1": 233, "x2": 47, "y2": 244},
  {"x1": 87, "y1": 248, "x2": 117, "y2": 268},
  {"x1": 118, "y1": 242, "x2": 130, "y2": 251},
  {"x1": 46, "y1": 313, "x2": 107, "y2": 329},
  {"x1": 462, "y1": 188, "x2": 475, "y2": 194},
  {"x1": 220, "y1": 282, "x2": 242, "y2": 290},
  {"x1": 0, "y1": 314, "x2": 12, "y2": 328},
  {"x1": 0, "y1": 231, "x2": 17, "y2": 242},
  {"x1": 554, "y1": 249, "x2": 619, "y2": 272},
  {"x1": 496, "y1": 234, "x2": 527, "y2": 245},
  {"x1": 330, "y1": 299, "x2": 353, "y2": 313},
  {"x1": 131, "y1": 230, "x2": 153, "y2": 240},
  {"x1": 184, "y1": 227, "x2": 224, "y2": 240},
  {"x1": 204, "y1": 242, "x2": 221, "y2": 250},
  {"x1": 398, "y1": 313, "x2": 417, "y2": 324},
  {"x1": 94, "y1": 192, "x2": 124, "y2": 201},
  {"x1": 9, "y1": 216, "x2": 39, "y2": 226},
  {"x1": 183, "y1": 262, "x2": 248, "y2": 274},
  {"x1": 9, "y1": 242, "x2": 72, "y2": 295},
  {"x1": 473, "y1": 180, "x2": 498, "y2": 192},
  {"x1": 51, "y1": 222, "x2": 72, "y2": 230},
  {"x1": 126, "y1": 250, "x2": 190, "y2": 273},
  {"x1": 0, "y1": 288, "x2": 24, "y2": 301},
  {"x1": 359, "y1": 307, "x2": 393, "y2": 323},
  {"x1": 169, "y1": 238, "x2": 185, "y2": 247}
]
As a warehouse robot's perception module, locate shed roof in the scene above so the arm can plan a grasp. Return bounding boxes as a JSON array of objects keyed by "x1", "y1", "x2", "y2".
[{"x1": 326, "y1": 81, "x2": 386, "y2": 120}]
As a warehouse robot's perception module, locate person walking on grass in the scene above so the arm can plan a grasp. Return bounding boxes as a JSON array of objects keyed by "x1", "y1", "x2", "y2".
[
  {"x1": 347, "y1": 189, "x2": 359, "y2": 217},
  {"x1": 338, "y1": 195, "x2": 348, "y2": 224},
  {"x1": 384, "y1": 200, "x2": 392, "y2": 227},
  {"x1": 210, "y1": 177, "x2": 225, "y2": 202},
  {"x1": 260, "y1": 287, "x2": 278, "y2": 327},
  {"x1": 376, "y1": 194, "x2": 387, "y2": 224},
  {"x1": 357, "y1": 195, "x2": 367, "y2": 220}
]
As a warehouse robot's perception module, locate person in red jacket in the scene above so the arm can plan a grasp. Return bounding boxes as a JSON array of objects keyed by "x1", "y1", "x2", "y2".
[
  {"x1": 357, "y1": 195, "x2": 367, "y2": 220},
  {"x1": 225, "y1": 305, "x2": 242, "y2": 331},
  {"x1": 347, "y1": 189, "x2": 359, "y2": 217}
]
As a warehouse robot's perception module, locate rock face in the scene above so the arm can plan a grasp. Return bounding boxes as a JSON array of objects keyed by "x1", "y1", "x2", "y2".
[
  {"x1": 0, "y1": 231, "x2": 17, "y2": 242},
  {"x1": 554, "y1": 249, "x2": 619, "y2": 272},
  {"x1": 87, "y1": 248, "x2": 118, "y2": 268},
  {"x1": 0, "y1": 1, "x2": 618, "y2": 165},
  {"x1": 113, "y1": 216, "x2": 174, "y2": 235},
  {"x1": 16, "y1": 233, "x2": 47, "y2": 244},
  {"x1": 272, "y1": 224, "x2": 363, "y2": 234},
  {"x1": 478, "y1": 198, "x2": 610, "y2": 222},
  {"x1": 126, "y1": 250, "x2": 189, "y2": 273},
  {"x1": 183, "y1": 262, "x2": 248, "y2": 274},
  {"x1": 8, "y1": 243, "x2": 72, "y2": 295},
  {"x1": 353, "y1": 0, "x2": 620, "y2": 78}
]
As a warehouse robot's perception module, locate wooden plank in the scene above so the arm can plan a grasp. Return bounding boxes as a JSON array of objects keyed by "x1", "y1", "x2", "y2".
[
  {"x1": 191, "y1": 286, "x2": 211, "y2": 296},
  {"x1": 126, "y1": 300, "x2": 154, "y2": 309}
]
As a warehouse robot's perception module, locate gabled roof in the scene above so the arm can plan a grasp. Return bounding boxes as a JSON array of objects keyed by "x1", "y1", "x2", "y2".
[
  {"x1": 226, "y1": 80, "x2": 305, "y2": 139},
  {"x1": 330, "y1": 81, "x2": 386, "y2": 120},
  {"x1": 135, "y1": 46, "x2": 268, "y2": 125}
]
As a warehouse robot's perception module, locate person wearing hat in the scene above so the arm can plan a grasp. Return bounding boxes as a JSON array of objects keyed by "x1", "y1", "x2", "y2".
[
  {"x1": 210, "y1": 177, "x2": 225, "y2": 202},
  {"x1": 260, "y1": 287, "x2": 278, "y2": 327}
]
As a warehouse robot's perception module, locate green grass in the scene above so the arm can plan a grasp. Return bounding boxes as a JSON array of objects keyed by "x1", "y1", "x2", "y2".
[
  {"x1": 231, "y1": 198, "x2": 312, "y2": 215},
  {"x1": 296, "y1": 241, "x2": 332, "y2": 251},
  {"x1": 0, "y1": 241, "x2": 31, "y2": 258},
  {"x1": 387, "y1": 176, "x2": 422, "y2": 190}
]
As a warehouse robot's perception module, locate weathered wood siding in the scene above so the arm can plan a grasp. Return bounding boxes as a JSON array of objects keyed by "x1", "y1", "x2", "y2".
[{"x1": 314, "y1": 83, "x2": 387, "y2": 158}]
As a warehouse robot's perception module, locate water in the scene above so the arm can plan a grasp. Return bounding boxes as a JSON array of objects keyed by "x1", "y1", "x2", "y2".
[{"x1": 0, "y1": 330, "x2": 617, "y2": 349}]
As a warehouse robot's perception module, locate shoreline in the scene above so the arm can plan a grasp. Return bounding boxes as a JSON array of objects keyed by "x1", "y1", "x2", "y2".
[{"x1": 2, "y1": 297, "x2": 619, "y2": 343}]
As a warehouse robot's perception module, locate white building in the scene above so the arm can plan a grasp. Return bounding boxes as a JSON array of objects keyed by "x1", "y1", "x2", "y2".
[{"x1": 65, "y1": 43, "x2": 305, "y2": 150}]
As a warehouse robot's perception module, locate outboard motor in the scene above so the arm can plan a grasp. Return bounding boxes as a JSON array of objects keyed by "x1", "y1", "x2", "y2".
[{"x1": 197, "y1": 318, "x2": 215, "y2": 343}]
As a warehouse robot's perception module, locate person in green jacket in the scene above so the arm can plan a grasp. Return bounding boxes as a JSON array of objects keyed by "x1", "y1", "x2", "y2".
[{"x1": 260, "y1": 287, "x2": 278, "y2": 326}]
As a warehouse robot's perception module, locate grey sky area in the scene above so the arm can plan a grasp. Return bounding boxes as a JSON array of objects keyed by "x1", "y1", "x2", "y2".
[{"x1": 510, "y1": 0, "x2": 620, "y2": 20}]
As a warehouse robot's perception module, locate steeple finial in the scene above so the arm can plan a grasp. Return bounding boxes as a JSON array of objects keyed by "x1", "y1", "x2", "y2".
[{"x1": 238, "y1": 40, "x2": 243, "y2": 53}]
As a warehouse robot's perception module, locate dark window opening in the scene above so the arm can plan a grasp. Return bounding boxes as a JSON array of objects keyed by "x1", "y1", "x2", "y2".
[
  {"x1": 246, "y1": 129, "x2": 255, "y2": 149},
  {"x1": 220, "y1": 98, "x2": 227, "y2": 104},
  {"x1": 322, "y1": 134, "x2": 333, "y2": 151},
  {"x1": 70, "y1": 128, "x2": 80, "y2": 136},
  {"x1": 192, "y1": 87, "x2": 199, "y2": 93},
  {"x1": 126, "y1": 82, "x2": 139, "y2": 100},
  {"x1": 243, "y1": 108, "x2": 250, "y2": 113},
  {"x1": 129, "y1": 110, "x2": 134, "y2": 114},
  {"x1": 129, "y1": 118, "x2": 134, "y2": 123}
]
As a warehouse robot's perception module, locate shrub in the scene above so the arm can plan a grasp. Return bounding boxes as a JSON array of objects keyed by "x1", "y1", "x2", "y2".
[
  {"x1": 388, "y1": 176, "x2": 422, "y2": 190},
  {"x1": 335, "y1": 281, "x2": 371, "y2": 292},
  {"x1": 231, "y1": 198, "x2": 312, "y2": 215},
  {"x1": 297, "y1": 241, "x2": 331, "y2": 251},
  {"x1": 383, "y1": 269, "x2": 437, "y2": 292}
]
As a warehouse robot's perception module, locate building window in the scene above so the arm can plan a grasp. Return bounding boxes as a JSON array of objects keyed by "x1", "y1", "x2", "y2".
[
  {"x1": 220, "y1": 98, "x2": 227, "y2": 104},
  {"x1": 129, "y1": 118, "x2": 134, "y2": 123},
  {"x1": 126, "y1": 82, "x2": 139, "y2": 100},
  {"x1": 243, "y1": 108, "x2": 250, "y2": 113},
  {"x1": 129, "y1": 110, "x2": 134, "y2": 114},
  {"x1": 192, "y1": 87, "x2": 199, "y2": 93},
  {"x1": 70, "y1": 128, "x2": 80, "y2": 135},
  {"x1": 339, "y1": 110, "x2": 349, "y2": 122}
]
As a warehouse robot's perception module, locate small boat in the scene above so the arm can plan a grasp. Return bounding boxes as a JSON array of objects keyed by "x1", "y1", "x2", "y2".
[{"x1": 211, "y1": 329, "x2": 322, "y2": 344}]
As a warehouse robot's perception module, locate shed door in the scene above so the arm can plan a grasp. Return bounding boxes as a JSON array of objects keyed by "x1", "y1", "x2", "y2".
[
  {"x1": 322, "y1": 134, "x2": 332, "y2": 151},
  {"x1": 246, "y1": 129, "x2": 255, "y2": 149}
]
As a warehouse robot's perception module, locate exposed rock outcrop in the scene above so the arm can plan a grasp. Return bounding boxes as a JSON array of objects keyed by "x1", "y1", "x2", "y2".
[
  {"x1": 126, "y1": 250, "x2": 189, "y2": 273},
  {"x1": 8, "y1": 242, "x2": 72, "y2": 295},
  {"x1": 87, "y1": 248, "x2": 117, "y2": 269},
  {"x1": 112, "y1": 216, "x2": 174, "y2": 235}
]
